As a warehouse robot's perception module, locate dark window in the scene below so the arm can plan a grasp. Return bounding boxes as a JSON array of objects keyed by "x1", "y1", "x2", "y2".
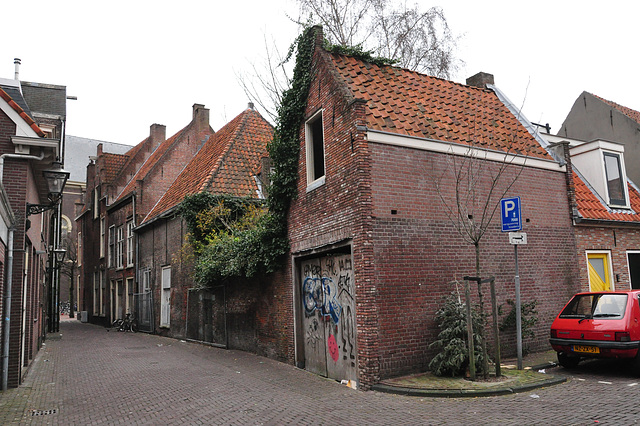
[
  {"x1": 306, "y1": 112, "x2": 325, "y2": 183},
  {"x1": 604, "y1": 152, "x2": 626, "y2": 206},
  {"x1": 560, "y1": 293, "x2": 627, "y2": 319}
]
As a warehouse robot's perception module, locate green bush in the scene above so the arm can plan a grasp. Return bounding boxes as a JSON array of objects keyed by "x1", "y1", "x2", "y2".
[{"x1": 429, "y1": 292, "x2": 488, "y2": 377}]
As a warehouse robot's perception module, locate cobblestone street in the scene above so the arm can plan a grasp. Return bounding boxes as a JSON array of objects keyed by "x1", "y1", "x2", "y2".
[{"x1": 2, "y1": 319, "x2": 640, "y2": 425}]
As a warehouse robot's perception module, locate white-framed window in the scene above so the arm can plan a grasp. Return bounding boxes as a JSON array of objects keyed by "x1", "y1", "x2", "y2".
[
  {"x1": 93, "y1": 272, "x2": 99, "y2": 315},
  {"x1": 108, "y1": 225, "x2": 115, "y2": 268},
  {"x1": 100, "y1": 217, "x2": 105, "y2": 258},
  {"x1": 93, "y1": 187, "x2": 99, "y2": 219},
  {"x1": 116, "y1": 226, "x2": 124, "y2": 269},
  {"x1": 160, "y1": 266, "x2": 171, "y2": 327},
  {"x1": 126, "y1": 220, "x2": 134, "y2": 267},
  {"x1": 77, "y1": 231, "x2": 82, "y2": 266},
  {"x1": 603, "y1": 152, "x2": 627, "y2": 207},
  {"x1": 141, "y1": 268, "x2": 151, "y2": 293},
  {"x1": 627, "y1": 251, "x2": 640, "y2": 290},
  {"x1": 305, "y1": 110, "x2": 325, "y2": 189},
  {"x1": 100, "y1": 270, "x2": 106, "y2": 316},
  {"x1": 61, "y1": 215, "x2": 72, "y2": 239}
]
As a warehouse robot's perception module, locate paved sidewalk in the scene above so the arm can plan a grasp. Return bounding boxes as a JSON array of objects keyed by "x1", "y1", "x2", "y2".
[{"x1": 2, "y1": 318, "x2": 639, "y2": 425}]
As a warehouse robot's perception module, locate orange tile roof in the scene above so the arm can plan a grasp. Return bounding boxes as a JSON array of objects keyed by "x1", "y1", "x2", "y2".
[
  {"x1": 593, "y1": 93, "x2": 640, "y2": 124},
  {"x1": 100, "y1": 152, "x2": 129, "y2": 184},
  {"x1": 573, "y1": 171, "x2": 640, "y2": 223},
  {"x1": 328, "y1": 53, "x2": 551, "y2": 160},
  {"x1": 0, "y1": 86, "x2": 45, "y2": 137},
  {"x1": 143, "y1": 108, "x2": 272, "y2": 223}
]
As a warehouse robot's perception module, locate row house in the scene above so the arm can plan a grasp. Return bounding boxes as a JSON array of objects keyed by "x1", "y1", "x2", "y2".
[
  {"x1": 135, "y1": 106, "x2": 274, "y2": 349},
  {"x1": 0, "y1": 68, "x2": 68, "y2": 389},
  {"x1": 77, "y1": 104, "x2": 212, "y2": 327}
]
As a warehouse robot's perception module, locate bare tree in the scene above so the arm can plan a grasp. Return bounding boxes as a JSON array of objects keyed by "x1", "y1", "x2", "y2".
[
  {"x1": 59, "y1": 235, "x2": 78, "y2": 319},
  {"x1": 431, "y1": 132, "x2": 530, "y2": 378},
  {"x1": 236, "y1": 35, "x2": 293, "y2": 123},
  {"x1": 298, "y1": 0, "x2": 461, "y2": 78}
]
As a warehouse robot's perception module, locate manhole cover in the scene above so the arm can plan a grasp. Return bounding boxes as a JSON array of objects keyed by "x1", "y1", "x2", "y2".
[{"x1": 31, "y1": 409, "x2": 58, "y2": 416}]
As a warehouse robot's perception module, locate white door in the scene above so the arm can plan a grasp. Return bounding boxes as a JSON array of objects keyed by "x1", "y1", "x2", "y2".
[{"x1": 161, "y1": 266, "x2": 171, "y2": 327}]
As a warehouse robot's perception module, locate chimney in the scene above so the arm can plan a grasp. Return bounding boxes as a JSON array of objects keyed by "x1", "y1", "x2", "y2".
[
  {"x1": 192, "y1": 103, "x2": 210, "y2": 134},
  {"x1": 466, "y1": 72, "x2": 494, "y2": 89},
  {"x1": 14, "y1": 58, "x2": 20, "y2": 80},
  {"x1": 149, "y1": 123, "x2": 166, "y2": 148},
  {"x1": 248, "y1": 102, "x2": 254, "y2": 110}
]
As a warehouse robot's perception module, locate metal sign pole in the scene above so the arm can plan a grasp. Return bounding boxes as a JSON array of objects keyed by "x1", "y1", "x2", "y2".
[{"x1": 515, "y1": 244, "x2": 522, "y2": 370}]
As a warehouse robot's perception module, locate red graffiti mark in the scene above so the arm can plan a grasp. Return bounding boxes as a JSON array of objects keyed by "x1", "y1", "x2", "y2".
[{"x1": 328, "y1": 334, "x2": 339, "y2": 362}]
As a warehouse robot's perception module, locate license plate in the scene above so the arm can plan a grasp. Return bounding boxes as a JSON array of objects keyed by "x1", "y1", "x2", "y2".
[{"x1": 573, "y1": 345, "x2": 600, "y2": 354}]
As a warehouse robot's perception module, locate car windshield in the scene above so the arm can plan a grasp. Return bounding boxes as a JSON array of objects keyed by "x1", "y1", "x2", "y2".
[{"x1": 559, "y1": 293, "x2": 627, "y2": 319}]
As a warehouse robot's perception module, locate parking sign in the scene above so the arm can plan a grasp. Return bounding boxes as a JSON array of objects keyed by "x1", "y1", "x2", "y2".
[{"x1": 501, "y1": 197, "x2": 522, "y2": 232}]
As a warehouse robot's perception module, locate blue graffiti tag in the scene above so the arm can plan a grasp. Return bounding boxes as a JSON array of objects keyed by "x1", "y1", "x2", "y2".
[{"x1": 302, "y1": 276, "x2": 342, "y2": 324}]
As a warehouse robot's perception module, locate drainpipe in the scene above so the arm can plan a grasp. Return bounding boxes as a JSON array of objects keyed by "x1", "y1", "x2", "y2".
[
  {"x1": 0, "y1": 150, "x2": 44, "y2": 390},
  {"x1": 2, "y1": 225, "x2": 15, "y2": 390}
]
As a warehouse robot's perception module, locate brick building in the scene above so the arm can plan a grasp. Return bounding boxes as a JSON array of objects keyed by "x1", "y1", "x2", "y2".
[
  {"x1": 544, "y1": 133, "x2": 640, "y2": 292},
  {"x1": 136, "y1": 106, "x2": 274, "y2": 349},
  {"x1": 0, "y1": 73, "x2": 66, "y2": 388},
  {"x1": 279, "y1": 28, "x2": 581, "y2": 388},
  {"x1": 77, "y1": 104, "x2": 212, "y2": 327}
]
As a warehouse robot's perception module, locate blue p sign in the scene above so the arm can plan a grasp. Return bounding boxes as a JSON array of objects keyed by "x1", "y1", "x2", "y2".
[{"x1": 501, "y1": 197, "x2": 522, "y2": 232}]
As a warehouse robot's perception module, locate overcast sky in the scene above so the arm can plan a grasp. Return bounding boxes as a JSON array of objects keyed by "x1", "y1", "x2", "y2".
[{"x1": 3, "y1": 0, "x2": 639, "y2": 147}]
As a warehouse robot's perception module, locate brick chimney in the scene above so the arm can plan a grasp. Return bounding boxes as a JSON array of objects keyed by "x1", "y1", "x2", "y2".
[
  {"x1": 466, "y1": 72, "x2": 495, "y2": 89},
  {"x1": 192, "y1": 103, "x2": 210, "y2": 134},
  {"x1": 149, "y1": 123, "x2": 166, "y2": 148}
]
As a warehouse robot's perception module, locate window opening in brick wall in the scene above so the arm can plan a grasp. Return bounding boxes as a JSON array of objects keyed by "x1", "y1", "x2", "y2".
[
  {"x1": 116, "y1": 225, "x2": 124, "y2": 269},
  {"x1": 100, "y1": 218, "x2": 105, "y2": 258},
  {"x1": 161, "y1": 266, "x2": 171, "y2": 327},
  {"x1": 305, "y1": 110, "x2": 325, "y2": 187},
  {"x1": 126, "y1": 220, "x2": 134, "y2": 267},
  {"x1": 108, "y1": 225, "x2": 115, "y2": 267}
]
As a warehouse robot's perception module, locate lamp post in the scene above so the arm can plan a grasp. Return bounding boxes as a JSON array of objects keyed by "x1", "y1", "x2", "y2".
[{"x1": 26, "y1": 161, "x2": 70, "y2": 334}]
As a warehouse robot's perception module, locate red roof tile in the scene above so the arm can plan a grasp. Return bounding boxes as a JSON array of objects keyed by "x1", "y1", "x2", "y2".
[
  {"x1": 143, "y1": 108, "x2": 272, "y2": 223},
  {"x1": 593, "y1": 94, "x2": 640, "y2": 124},
  {"x1": 573, "y1": 171, "x2": 640, "y2": 223},
  {"x1": 328, "y1": 53, "x2": 551, "y2": 160},
  {"x1": 0, "y1": 86, "x2": 45, "y2": 137}
]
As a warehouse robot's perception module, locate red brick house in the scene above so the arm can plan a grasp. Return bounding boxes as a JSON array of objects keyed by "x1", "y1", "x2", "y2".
[
  {"x1": 281, "y1": 29, "x2": 581, "y2": 388},
  {"x1": 77, "y1": 104, "x2": 212, "y2": 327},
  {"x1": 544, "y1": 133, "x2": 640, "y2": 291},
  {"x1": 136, "y1": 105, "x2": 274, "y2": 348},
  {"x1": 0, "y1": 76, "x2": 66, "y2": 388}
]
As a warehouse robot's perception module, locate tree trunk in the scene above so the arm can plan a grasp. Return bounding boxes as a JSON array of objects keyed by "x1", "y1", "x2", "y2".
[{"x1": 475, "y1": 242, "x2": 489, "y2": 378}]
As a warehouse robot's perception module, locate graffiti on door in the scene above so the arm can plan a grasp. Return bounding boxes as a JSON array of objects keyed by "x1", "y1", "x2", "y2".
[{"x1": 301, "y1": 254, "x2": 356, "y2": 380}]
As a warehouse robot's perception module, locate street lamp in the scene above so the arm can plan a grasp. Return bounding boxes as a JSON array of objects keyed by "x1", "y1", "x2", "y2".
[
  {"x1": 53, "y1": 248, "x2": 66, "y2": 263},
  {"x1": 26, "y1": 161, "x2": 70, "y2": 216}
]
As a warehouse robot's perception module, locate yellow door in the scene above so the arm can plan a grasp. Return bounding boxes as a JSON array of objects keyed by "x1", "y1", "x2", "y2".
[{"x1": 587, "y1": 253, "x2": 612, "y2": 291}]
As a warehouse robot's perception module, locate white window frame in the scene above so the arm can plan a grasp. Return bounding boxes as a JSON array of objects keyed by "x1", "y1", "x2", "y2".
[
  {"x1": 93, "y1": 187, "x2": 99, "y2": 219},
  {"x1": 305, "y1": 109, "x2": 326, "y2": 190},
  {"x1": 602, "y1": 150, "x2": 629, "y2": 208},
  {"x1": 160, "y1": 266, "x2": 171, "y2": 327},
  {"x1": 77, "y1": 231, "x2": 82, "y2": 266},
  {"x1": 627, "y1": 250, "x2": 640, "y2": 290},
  {"x1": 116, "y1": 225, "x2": 124, "y2": 269},
  {"x1": 126, "y1": 220, "x2": 134, "y2": 267},
  {"x1": 100, "y1": 217, "x2": 105, "y2": 258},
  {"x1": 108, "y1": 225, "x2": 115, "y2": 267}
]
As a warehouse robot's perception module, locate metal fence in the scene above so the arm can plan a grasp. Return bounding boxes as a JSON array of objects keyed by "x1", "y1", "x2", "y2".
[
  {"x1": 186, "y1": 287, "x2": 227, "y2": 348},
  {"x1": 134, "y1": 291, "x2": 154, "y2": 333}
]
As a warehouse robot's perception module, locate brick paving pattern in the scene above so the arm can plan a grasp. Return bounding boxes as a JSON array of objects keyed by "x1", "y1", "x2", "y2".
[{"x1": 1, "y1": 318, "x2": 640, "y2": 425}]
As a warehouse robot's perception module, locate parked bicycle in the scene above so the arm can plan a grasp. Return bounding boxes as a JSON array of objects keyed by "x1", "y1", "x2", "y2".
[{"x1": 111, "y1": 313, "x2": 138, "y2": 332}]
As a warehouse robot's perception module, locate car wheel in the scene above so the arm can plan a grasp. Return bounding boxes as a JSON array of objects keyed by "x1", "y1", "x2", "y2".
[
  {"x1": 630, "y1": 350, "x2": 640, "y2": 376},
  {"x1": 557, "y1": 352, "x2": 580, "y2": 369}
]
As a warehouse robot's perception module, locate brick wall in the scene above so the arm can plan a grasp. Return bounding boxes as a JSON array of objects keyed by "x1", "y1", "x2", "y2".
[{"x1": 575, "y1": 226, "x2": 640, "y2": 291}]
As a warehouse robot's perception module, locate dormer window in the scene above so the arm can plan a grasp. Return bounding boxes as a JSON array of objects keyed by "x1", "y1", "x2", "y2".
[
  {"x1": 569, "y1": 139, "x2": 630, "y2": 209},
  {"x1": 603, "y1": 152, "x2": 626, "y2": 206}
]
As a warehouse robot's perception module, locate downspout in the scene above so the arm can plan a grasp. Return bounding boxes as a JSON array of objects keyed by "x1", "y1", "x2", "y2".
[
  {"x1": 0, "y1": 150, "x2": 44, "y2": 389},
  {"x1": 2, "y1": 226, "x2": 15, "y2": 390}
]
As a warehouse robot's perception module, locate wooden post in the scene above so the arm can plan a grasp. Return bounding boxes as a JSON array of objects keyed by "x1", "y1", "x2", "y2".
[
  {"x1": 464, "y1": 279, "x2": 476, "y2": 380},
  {"x1": 490, "y1": 278, "x2": 501, "y2": 377}
]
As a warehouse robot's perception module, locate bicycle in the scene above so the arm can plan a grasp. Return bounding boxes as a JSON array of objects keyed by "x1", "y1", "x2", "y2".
[{"x1": 111, "y1": 313, "x2": 138, "y2": 332}]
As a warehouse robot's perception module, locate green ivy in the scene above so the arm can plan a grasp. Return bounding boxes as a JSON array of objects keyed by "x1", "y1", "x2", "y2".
[
  {"x1": 323, "y1": 42, "x2": 398, "y2": 67},
  {"x1": 178, "y1": 26, "x2": 319, "y2": 287}
]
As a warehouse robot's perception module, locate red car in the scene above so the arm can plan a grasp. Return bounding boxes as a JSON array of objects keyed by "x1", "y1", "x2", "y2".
[{"x1": 550, "y1": 290, "x2": 640, "y2": 370}]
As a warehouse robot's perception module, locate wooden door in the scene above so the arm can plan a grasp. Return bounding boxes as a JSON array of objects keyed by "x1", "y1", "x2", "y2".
[{"x1": 300, "y1": 254, "x2": 357, "y2": 382}]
